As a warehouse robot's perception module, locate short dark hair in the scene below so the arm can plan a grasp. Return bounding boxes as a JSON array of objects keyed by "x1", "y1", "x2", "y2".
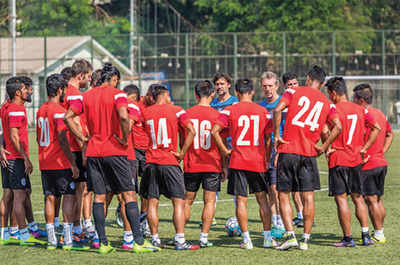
[
  {"x1": 235, "y1": 78, "x2": 253, "y2": 94},
  {"x1": 19, "y1": 76, "x2": 33, "y2": 87},
  {"x1": 123, "y1": 84, "x2": 140, "y2": 97},
  {"x1": 282, "y1": 72, "x2": 297, "y2": 85},
  {"x1": 71, "y1": 59, "x2": 93, "y2": 76},
  {"x1": 149, "y1": 84, "x2": 168, "y2": 101},
  {"x1": 61, "y1": 67, "x2": 75, "y2": 82},
  {"x1": 307, "y1": 65, "x2": 326, "y2": 84},
  {"x1": 6, "y1": 77, "x2": 22, "y2": 100},
  {"x1": 353, "y1": 83, "x2": 373, "y2": 104},
  {"x1": 100, "y1": 63, "x2": 120, "y2": 85},
  {"x1": 46, "y1": 74, "x2": 67, "y2": 97},
  {"x1": 194, "y1": 80, "x2": 214, "y2": 98},
  {"x1": 213, "y1": 72, "x2": 232, "y2": 85},
  {"x1": 90, "y1": 69, "x2": 103, "y2": 87},
  {"x1": 326, "y1": 77, "x2": 347, "y2": 96}
]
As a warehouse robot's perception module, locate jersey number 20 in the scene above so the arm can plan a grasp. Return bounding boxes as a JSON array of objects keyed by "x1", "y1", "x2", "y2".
[{"x1": 38, "y1": 117, "x2": 50, "y2": 147}]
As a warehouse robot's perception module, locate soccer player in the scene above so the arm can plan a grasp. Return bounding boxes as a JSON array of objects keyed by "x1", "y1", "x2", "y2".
[
  {"x1": 212, "y1": 78, "x2": 275, "y2": 250},
  {"x1": 183, "y1": 80, "x2": 226, "y2": 248},
  {"x1": 353, "y1": 84, "x2": 394, "y2": 243},
  {"x1": 259, "y1": 71, "x2": 285, "y2": 237},
  {"x1": 282, "y1": 72, "x2": 304, "y2": 227},
  {"x1": 273, "y1": 65, "x2": 342, "y2": 250},
  {"x1": 65, "y1": 63, "x2": 159, "y2": 254},
  {"x1": 37, "y1": 74, "x2": 90, "y2": 250},
  {"x1": 0, "y1": 77, "x2": 45, "y2": 246},
  {"x1": 141, "y1": 84, "x2": 199, "y2": 250},
  {"x1": 325, "y1": 77, "x2": 380, "y2": 247},
  {"x1": 63, "y1": 59, "x2": 93, "y2": 242}
]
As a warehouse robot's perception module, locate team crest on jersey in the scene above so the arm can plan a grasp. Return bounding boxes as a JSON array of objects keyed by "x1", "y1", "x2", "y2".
[
  {"x1": 70, "y1": 182, "x2": 75, "y2": 190},
  {"x1": 21, "y1": 178, "x2": 26, "y2": 186}
]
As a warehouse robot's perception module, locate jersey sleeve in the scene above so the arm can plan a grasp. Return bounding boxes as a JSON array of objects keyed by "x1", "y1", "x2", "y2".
[
  {"x1": 264, "y1": 112, "x2": 274, "y2": 134},
  {"x1": 128, "y1": 103, "x2": 141, "y2": 123},
  {"x1": 67, "y1": 93, "x2": 84, "y2": 115},
  {"x1": 386, "y1": 120, "x2": 392, "y2": 133},
  {"x1": 176, "y1": 108, "x2": 190, "y2": 127},
  {"x1": 215, "y1": 109, "x2": 231, "y2": 129},
  {"x1": 280, "y1": 88, "x2": 296, "y2": 106},
  {"x1": 114, "y1": 92, "x2": 128, "y2": 110},
  {"x1": 363, "y1": 109, "x2": 376, "y2": 128},
  {"x1": 53, "y1": 112, "x2": 67, "y2": 132},
  {"x1": 327, "y1": 103, "x2": 339, "y2": 122},
  {"x1": 8, "y1": 109, "x2": 25, "y2": 128}
]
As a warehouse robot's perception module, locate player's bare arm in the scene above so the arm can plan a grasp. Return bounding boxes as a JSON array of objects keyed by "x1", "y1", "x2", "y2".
[
  {"x1": 72, "y1": 115, "x2": 84, "y2": 148},
  {"x1": 58, "y1": 129, "x2": 79, "y2": 179},
  {"x1": 171, "y1": 121, "x2": 195, "y2": 161},
  {"x1": 64, "y1": 108, "x2": 88, "y2": 143},
  {"x1": 211, "y1": 123, "x2": 231, "y2": 157},
  {"x1": 265, "y1": 132, "x2": 272, "y2": 170},
  {"x1": 360, "y1": 122, "x2": 381, "y2": 156},
  {"x1": 383, "y1": 130, "x2": 394, "y2": 153},
  {"x1": 10, "y1": 127, "x2": 32, "y2": 174},
  {"x1": 0, "y1": 133, "x2": 10, "y2": 167},
  {"x1": 273, "y1": 101, "x2": 289, "y2": 148},
  {"x1": 315, "y1": 117, "x2": 342, "y2": 155},
  {"x1": 114, "y1": 106, "x2": 130, "y2": 147}
]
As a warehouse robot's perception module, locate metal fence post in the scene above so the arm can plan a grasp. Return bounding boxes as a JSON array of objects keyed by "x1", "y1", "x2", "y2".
[
  {"x1": 382, "y1": 30, "x2": 386, "y2": 75},
  {"x1": 332, "y1": 31, "x2": 336, "y2": 75},
  {"x1": 138, "y1": 33, "x2": 142, "y2": 91},
  {"x1": 185, "y1": 33, "x2": 190, "y2": 109},
  {"x1": 282, "y1": 32, "x2": 287, "y2": 74},
  {"x1": 233, "y1": 33, "x2": 238, "y2": 83},
  {"x1": 90, "y1": 36, "x2": 94, "y2": 67}
]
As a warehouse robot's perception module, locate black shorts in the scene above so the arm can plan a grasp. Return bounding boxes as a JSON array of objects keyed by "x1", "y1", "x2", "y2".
[
  {"x1": 277, "y1": 153, "x2": 320, "y2": 192},
  {"x1": 72, "y1": 152, "x2": 86, "y2": 183},
  {"x1": 328, "y1": 165, "x2": 362, "y2": 196},
  {"x1": 266, "y1": 167, "x2": 277, "y2": 185},
  {"x1": 134, "y1": 149, "x2": 147, "y2": 177},
  {"x1": 1, "y1": 158, "x2": 31, "y2": 190},
  {"x1": 361, "y1": 166, "x2": 387, "y2": 196},
  {"x1": 87, "y1": 156, "x2": 135, "y2": 195},
  {"x1": 140, "y1": 163, "x2": 185, "y2": 199},
  {"x1": 227, "y1": 169, "x2": 268, "y2": 197},
  {"x1": 41, "y1": 169, "x2": 76, "y2": 196},
  {"x1": 128, "y1": 159, "x2": 138, "y2": 193},
  {"x1": 184, "y1": 172, "x2": 221, "y2": 192}
]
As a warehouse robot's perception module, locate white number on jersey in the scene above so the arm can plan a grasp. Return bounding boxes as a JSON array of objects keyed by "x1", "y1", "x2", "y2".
[
  {"x1": 38, "y1": 117, "x2": 50, "y2": 147},
  {"x1": 237, "y1": 115, "x2": 260, "y2": 146},
  {"x1": 291, "y1": 96, "x2": 324, "y2": 131},
  {"x1": 346, "y1": 114, "x2": 358, "y2": 145},
  {"x1": 191, "y1": 119, "x2": 211, "y2": 150},
  {"x1": 146, "y1": 118, "x2": 172, "y2": 149}
]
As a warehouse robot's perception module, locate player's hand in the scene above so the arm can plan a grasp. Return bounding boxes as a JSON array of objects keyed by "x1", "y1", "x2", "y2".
[
  {"x1": 222, "y1": 148, "x2": 232, "y2": 158},
  {"x1": 170, "y1": 151, "x2": 184, "y2": 162},
  {"x1": 71, "y1": 165, "x2": 80, "y2": 179},
  {"x1": 362, "y1": 154, "x2": 370, "y2": 164},
  {"x1": 221, "y1": 167, "x2": 228, "y2": 182},
  {"x1": 0, "y1": 147, "x2": 10, "y2": 167},
  {"x1": 113, "y1": 134, "x2": 128, "y2": 147},
  {"x1": 24, "y1": 158, "x2": 33, "y2": 175},
  {"x1": 82, "y1": 153, "x2": 87, "y2": 168},
  {"x1": 325, "y1": 148, "x2": 335, "y2": 160},
  {"x1": 314, "y1": 144, "x2": 326, "y2": 156},
  {"x1": 274, "y1": 136, "x2": 289, "y2": 149}
]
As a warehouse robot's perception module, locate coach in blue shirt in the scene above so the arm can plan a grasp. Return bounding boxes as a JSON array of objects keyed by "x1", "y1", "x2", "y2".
[{"x1": 211, "y1": 73, "x2": 238, "y2": 111}]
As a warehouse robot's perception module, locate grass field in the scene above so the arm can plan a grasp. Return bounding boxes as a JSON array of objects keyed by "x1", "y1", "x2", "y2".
[{"x1": 0, "y1": 132, "x2": 399, "y2": 265}]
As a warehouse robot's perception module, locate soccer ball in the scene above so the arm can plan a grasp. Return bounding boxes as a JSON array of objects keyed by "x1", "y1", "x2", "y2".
[{"x1": 225, "y1": 217, "x2": 242, "y2": 237}]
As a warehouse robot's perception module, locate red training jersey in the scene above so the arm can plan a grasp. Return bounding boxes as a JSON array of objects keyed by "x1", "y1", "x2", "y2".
[
  {"x1": 184, "y1": 105, "x2": 222, "y2": 173},
  {"x1": 132, "y1": 100, "x2": 149, "y2": 150},
  {"x1": 62, "y1": 84, "x2": 87, "y2": 152},
  {"x1": 0, "y1": 101, "x2": 29, "y2": 159},
  {"x1": 36, "y1": 102, "x2": 71, "y2": 170},
  {"x1": 142, "y1": 104, "x2": 190, "y2": 166},
  {"x1": 278, "y1": 86, "x2": 338, "y2": 157},
  {"x1": 127, "y1": 99, "x2": 141, "y2": 160},
  {"x1": 215, "y1": 101, "x2": 273, "y2": 172},
  {"x1": 70, "y1": 86, "x2": 129, "y2": 157},
  {"x1": 328, "y1": 101, "x2": 375, "y2": 168},
  {"x1": 362, "y1": 107, "x2": 392, "y2": 170}
]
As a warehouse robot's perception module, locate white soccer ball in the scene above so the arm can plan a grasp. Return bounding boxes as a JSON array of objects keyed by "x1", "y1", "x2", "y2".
[{"x1": 225, "y1": 217, "x2": 242, "y2": 237}]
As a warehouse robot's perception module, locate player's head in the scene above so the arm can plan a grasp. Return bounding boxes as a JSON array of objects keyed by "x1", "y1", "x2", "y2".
[
  {"x1": 260, "y1": 71, "x2": 279, "y2": 102},
  {"x1": 123, "y1": 84, "x2": 140, "y2": 102},
  {"x1": 353, "y1": 83, "x2": 373, "y2": 106},
  {"x1": 46, "y1": 74, "x2": 67, "y2": 102},
  {"x1": 61, "y1": 67, "x2": 75, "y2": 83},
  {"x1": 306, "y1": 65, "x2": 326, "y2": 89},
  {"x1": 325, "y1": 76, "x2": 347, "y2": 103},
  {"x1": 282, "y1": 72, "x2": 299, "y2": 89},
  {"x1": 143, "y1": 84, "x2": 156, "y2": 106},
  {"x1": 149, "y1": 84, "x2": 170, "y2": 104},
  {"x1": 71, "y1": 59, "x2": 93, "y2": 89},
  {"x1": 6, "y1": 77, "x2": 23, "y2": 101},
  {"x1": 213, "y1": 72, "x2": 232, "y2": 98},
  {"x1": 18, "y1": 76, "x2": 33, "y2": 103},
  {"x1": 100, "y1": 63, "x2": 120, "y2": 88},
  {"x1": 194, "y1": 80, "x2": 215, "y2": 102},
  {"x1": 235, "y1": 78, "x2": 254, "y2": 98},
  {"x1": 90, "y1": 69, "x2": 103, "y2": 88}
]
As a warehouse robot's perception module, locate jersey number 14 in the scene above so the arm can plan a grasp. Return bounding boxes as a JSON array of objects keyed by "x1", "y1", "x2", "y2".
[{"x1": 147, "y1": 118, "x2": 172, "y2": 149}]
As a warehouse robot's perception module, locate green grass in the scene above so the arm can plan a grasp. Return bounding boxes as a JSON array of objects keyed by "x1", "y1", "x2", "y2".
[{"x1": 0, "y1": 132, "x2": 399, "y2": 265}]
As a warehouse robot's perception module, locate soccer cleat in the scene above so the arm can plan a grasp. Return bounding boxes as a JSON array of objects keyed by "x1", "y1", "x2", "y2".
[
  {"x1": 20, "y1": 234, "x2": 47, "y2": 246},
  {"x1": 92, "y1": 238, "x2": 100, "y2": 249},
  {"x1": 166, "y1": 237, "x2": 175, "y2": 246},
  {"x1": 271, "y1": 226, "x2": 286, "y2": 239},
  {"x1": 63, "y1": 241, "x2": 90, "y2": 251},
  {"x1": 132, "y1": 240, "x2": 160, "y2": 253},
  {"x1": 175, "y1": 240, "x2": 200, "y2": 250},
  {"x1": 239, "y1": 240, "x2": 253, "y2": 250},
  {"x1": 151, "y1": 239, "x2": 165, "y2": 249},
  {"x1": 140, "y1": 219, "x2": 151, "y2": 238},
  {"x1": 122, "y1": 240, "x2": 134, "y2": 250},
  {"x1": 98, "y1": 243, "x2": 115, "y2": 254},
  {"x1": 30, "y1": 228, "x2": 47, "y2": 238},
  {"x1": 9, "y1": 232, "x2": 20, "y2": 244},
  {"x1": 0, "y1": 238, "x2": 9, "y2": 245},
  {"x1": 333, "y1": 239, "x2": 355, "y2": 247},
  {"x1": 199, "y1": 240, "x2": 213, "y2": 248},
  {"x1": 47, "y1": 241, "x2": 58, "y2": 250},
  {"x1": 371, "y1": 234, "x2": 386, "y2": 244},
  {"x1": 297, "y1": 220, "x2": 304, "y2": 227},
  {"x1": 361, "y1": 233, "x2": 374, "y2": 246},
  {"x1": 72, "y1": 232, "x2": 89, "y2": 244},
  {"x1": 299, "y1": 238, "x2": 309, "y2": 250},
  {"x1": 276, "y1": 234, "x2": 298, "y2": 250},
  {"x1": 293, "y1": 217, "x2": 303, "y2": 226},
  {"x1": 263, "y1": 238, "x2": 279, "y2": 248}
]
